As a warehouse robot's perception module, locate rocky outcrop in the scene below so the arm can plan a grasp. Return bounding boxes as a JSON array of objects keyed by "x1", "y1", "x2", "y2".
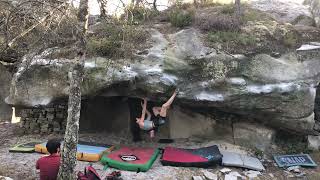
[
  {"x1": 6, "y1": 28, "x2": 320, "y2": 135},
  {"x1": 0, "y1": 64, "x2": 12, "y2": 121},
  {"x1": 250, "y1": 0, "x2": 311, "y2": 23}
]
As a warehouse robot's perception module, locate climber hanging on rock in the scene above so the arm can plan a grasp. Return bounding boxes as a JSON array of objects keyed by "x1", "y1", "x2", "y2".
[{"x1": 136, "y1": 89, "x2": 178, "y2": 138}]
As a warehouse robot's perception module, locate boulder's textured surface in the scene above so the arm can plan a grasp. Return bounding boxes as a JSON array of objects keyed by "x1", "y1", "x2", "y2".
[
  {"x1": 307, "y1": 135, "x2": 320, "y2": 150},
  {"x1": 233, "y1": 122, "x2": 276, "y2": 152},
  {"x1": 250, "y1": 0, "x2": 311, "y2": 23},
  {"x1": 0, "y1": 64, "x2": 12, "y2": 121},
  {"x1": 6, "y1": 28, "x2": 320, "y2": 135}
]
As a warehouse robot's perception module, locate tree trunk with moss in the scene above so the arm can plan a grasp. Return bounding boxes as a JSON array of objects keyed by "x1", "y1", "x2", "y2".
[{"x1": 57, "y1": 0, "x2": 89, "y2": 179}]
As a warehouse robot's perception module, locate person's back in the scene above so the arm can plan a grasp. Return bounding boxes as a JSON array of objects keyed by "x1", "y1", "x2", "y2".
[{"x1": 36, "y1": 139, "x2": 61, "y2": 180}]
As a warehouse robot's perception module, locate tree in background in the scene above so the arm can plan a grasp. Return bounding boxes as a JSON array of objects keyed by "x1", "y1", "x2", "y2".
[
  {"x1": 304, "y1": 0, "x2": 320, "y2": 27},
  {"x1": 0, "y1": 0, "x2": 75, "y2": 64},
  {"x1": 98, "y1": 0, "x2": 108, "y2": 18},
  {"x1": 153, "y1": 0, "x2": 158, "y2": 11},
  {"x1": 57, "y1": 0, "x2": 89, "y2": 179}
]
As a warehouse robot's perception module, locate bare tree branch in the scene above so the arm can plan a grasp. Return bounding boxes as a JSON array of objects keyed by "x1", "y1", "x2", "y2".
[{"x1": 7, "y1": 2, "x2": 65, "y2": 48}]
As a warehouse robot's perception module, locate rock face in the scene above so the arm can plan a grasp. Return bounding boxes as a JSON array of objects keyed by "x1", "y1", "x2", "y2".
[
  {"x1": 6, "y1": 28, "x2": 320, "y2": 135},
  {"x1": 233, "y1": 122, "x2": 275, "y2": 152},
  {"x1": 0, "y1": 64, "x2": 12, "y2": 121},
  {"x1": 250, "y1": 0, "x2": 311, "y2": 23}
]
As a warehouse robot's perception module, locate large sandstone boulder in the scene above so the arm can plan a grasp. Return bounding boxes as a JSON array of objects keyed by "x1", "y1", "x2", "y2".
[
  {"x1": 6, "y1": 28, "x2": 320, "y2": 135},
  {"x1": 0, "y1": 64, "x2": 12, "y2": 121},
  {"x1": 250, "y1": 0, "x2": 311, "y2": 23}
]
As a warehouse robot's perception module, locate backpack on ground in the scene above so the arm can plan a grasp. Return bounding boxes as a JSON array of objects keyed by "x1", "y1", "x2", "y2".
[{"x1": 77, "y1": 165, "x2": 101, "y2": 180}]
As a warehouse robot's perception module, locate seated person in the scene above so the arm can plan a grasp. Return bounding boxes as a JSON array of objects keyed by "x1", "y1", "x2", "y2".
[
  {"x1": 36, "y1": 139, "x2": 61, "y2": 180},
  {"x1": 136, "y1": 90, "x2": 177, "y2": 138}
]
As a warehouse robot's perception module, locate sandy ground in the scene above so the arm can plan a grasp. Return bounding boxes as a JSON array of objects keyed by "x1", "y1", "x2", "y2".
[{"x1": 1, "y1": 122, "x2": 320, "y2": 180}]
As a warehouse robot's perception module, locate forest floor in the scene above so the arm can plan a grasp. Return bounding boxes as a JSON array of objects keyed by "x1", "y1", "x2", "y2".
[{"x1": 1, "y1": 122, "x2": 320, "y2": 180}]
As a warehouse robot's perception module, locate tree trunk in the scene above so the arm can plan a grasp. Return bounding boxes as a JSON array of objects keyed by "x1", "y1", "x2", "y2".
[
  {"x1": 235, "y1": 0, "x2": 241, "y2": 23},
  {"x1": 57, "y1": 0, "x2": 89, "y2": 179},
  {"x1": 153, "y1": 0, "x2": 157, "y2": 11},
  {"x1": 57, "y1": 63, "x2": 84, "y2": 180},
  {"x1": 134, "y1": 0, "x2": 142, "y2": 8},
  {"x1": 98, "y1": 0, "x2": 107, "y2": 18}
]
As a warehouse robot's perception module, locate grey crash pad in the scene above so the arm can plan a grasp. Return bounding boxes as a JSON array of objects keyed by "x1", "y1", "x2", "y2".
[{"x1": 221, "y1": 151, "x2": 265, "y2": 171}]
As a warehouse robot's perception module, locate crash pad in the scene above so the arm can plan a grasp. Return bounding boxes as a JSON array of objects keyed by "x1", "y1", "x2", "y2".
[
  {"x1": 274, "y1": 154, "x2": 317, "y2": 167},
  {"x1": 160, "y1": 146, "x2": 222, "y2": 167},
  {"x1": 221, "y1": 151, "x2": 265, "y2": 171},
  {"x1": 100, "y1": 147, "x2": 160, "y2": 172},
  {"x1": 9, "y1": 141, "x2": 42, "y2": 153},
  {"x1": 35, "y1": 141, "x2": 113, "y2": 162}
]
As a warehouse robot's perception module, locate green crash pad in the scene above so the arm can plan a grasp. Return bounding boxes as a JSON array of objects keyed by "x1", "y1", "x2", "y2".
[
  {"x1": 100, "y1": 147, "x2": 159, "y2": 172},
  {"x1": 9, "y1": 141, "x2": 42, "y2": 153}
]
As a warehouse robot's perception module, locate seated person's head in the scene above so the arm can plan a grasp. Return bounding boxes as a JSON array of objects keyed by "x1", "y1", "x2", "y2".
[{"x1": 46, "y1": 139, "x2": 61, "y2": 154}]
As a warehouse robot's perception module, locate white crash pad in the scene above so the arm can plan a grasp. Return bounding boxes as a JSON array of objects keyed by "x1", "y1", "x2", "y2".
[{"x1": 221, "y1": 151, "x2": 265, "y2": 171}]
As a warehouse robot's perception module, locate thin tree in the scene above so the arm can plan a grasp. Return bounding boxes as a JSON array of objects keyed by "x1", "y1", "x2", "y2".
[
  {"x1": 153, "y1": 0, "x2": 157, "y2": 11},
  {"x1": 235, "y1": 0, "x2": 241, "y2": 23},
  {"x1": 57, "y1": 0, "x2": 89, "y2": 179},
  {"x1": 97, "y1": 0, "x2": 107, "y2": 18}
]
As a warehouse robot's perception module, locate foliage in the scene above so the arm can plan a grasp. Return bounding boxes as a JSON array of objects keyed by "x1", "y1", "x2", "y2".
[
  {"x1": 87, "y1": 24, "x2": 123, "y2": 58},
  {"x1": 196, "y1": 14, "x2": 240, "y2": 31},
  {"x1": 253, "y1": 147, "x2": 264, "y2": 158},
  {"x1": 275, "y1": 131, "x2": 310, "y2": 154},
  {"x1": 283, "y1": 31, "x2": 298, "y2": 47},
  {"x1": 169, "y1": 8, "x2": 194, "y2": 28},
  {"x1": 304, "y1": 0, "x2": 320, "y2": 27},
  {"x1": 241, "y1": 8, "x2": 274, "y2": 23},
  {"x1": 86, "y1": 22, "x2": 148, "y2": 59},
  {"x1": 0, "y1": 1, "x2": 78, "y2": 63},
  {"x1": 208, "y1": 31, "x2": 256, "y2": 46},
  {"x1": 123, "y1": 5, "x2": 159, "y2": 24},
  {"x1": 220, "y1": 4, "x2": 235, "y2": 14}
]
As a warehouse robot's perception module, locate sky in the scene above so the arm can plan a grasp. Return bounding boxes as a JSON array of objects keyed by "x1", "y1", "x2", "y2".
[
  {"x1": 72, "y1": 0, "x2": 172, "y2": 15},
  {"x1": 72, "y1": 0, "x2": 306, "y2": 15}
]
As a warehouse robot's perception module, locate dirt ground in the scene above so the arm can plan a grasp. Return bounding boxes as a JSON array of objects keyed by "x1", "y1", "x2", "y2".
[{"x1": 1, "y1": 122, "x2": 320, "y2": 180}]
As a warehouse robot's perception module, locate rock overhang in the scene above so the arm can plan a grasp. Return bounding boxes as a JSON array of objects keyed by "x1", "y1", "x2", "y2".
[{"x1": 5, "y1": 28, "x2": 320, "y2": 135}]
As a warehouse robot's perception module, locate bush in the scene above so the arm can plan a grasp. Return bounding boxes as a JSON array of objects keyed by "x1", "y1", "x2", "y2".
[
  {"x1": 208, "y1": 31, "x2": 256, "y2": 46},
  {"x1": 196, "y1": 14, "x2": 240, "y2": 31},
  {"x1": 87, "y1": 24, "x2": 123, "y2": 58},
  {"x1": 242, "y1": 8, "x2": 274, "y2": 23},
  {"x1": 283, "y1": 31, "x2": 299, "y2": 47},
  {"x1": 169, "y1": 8, "x2": 194, "y2": 28},
  {"x1": 220, "y1": 4, "x2": 235, "y2": 14},
  {"x1": 122, "y1": 5, "x2": 159, "y2": 24},
  {"x1": 86, "y1": 23, "x2": 148, "y2": 58}
]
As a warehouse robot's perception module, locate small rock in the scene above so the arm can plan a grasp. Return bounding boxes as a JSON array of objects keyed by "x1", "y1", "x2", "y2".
[
  {"x1": 244, "y1": 170, "x2": 261, "y2": 179},
  {"x1": 224, "y1": 172, "x2": 243, "y2": 180},
  {"x1": 268, "y1": 173, "x2": 274, "y2": 178},
  {"x1": 287, "y1": 174, "x2": 295, "y2": 178},
  {"x1": 202, "y1": 170, "x2": 217, "y2": 180},
  {"x1": 307, "y1": 135, "x2": 320, "y2": 151},
  {"x1": 0, "y1": 176, "x2": 13, "y2": 180},
  {"x1": 287, "y1": 165, "x2": 300, "y2": 172},
  {"x1": 224, "y1": 174, "x2": 237, "y2": 180},
  {"x1": 273, "y1": 163, "x2": 278, "y2": 167},
  {"x1": 293, "y1": 168, "x2": 300, "y2": 173},
  {"x1": 220, "y1": 168, "x2": 232, "y2": 174},
  {"x1": 295, "y1": 172, "x2": 306, "y2": 177},
  {"x1": 229, "y1": 171, "x2": 242, "y2": 177},
  {"x1": 193, "y1": 176, "x2": 204, "y2": 180},
  {"x1": 20, "y1": 161, "x2": 28, "y2": 165}
]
